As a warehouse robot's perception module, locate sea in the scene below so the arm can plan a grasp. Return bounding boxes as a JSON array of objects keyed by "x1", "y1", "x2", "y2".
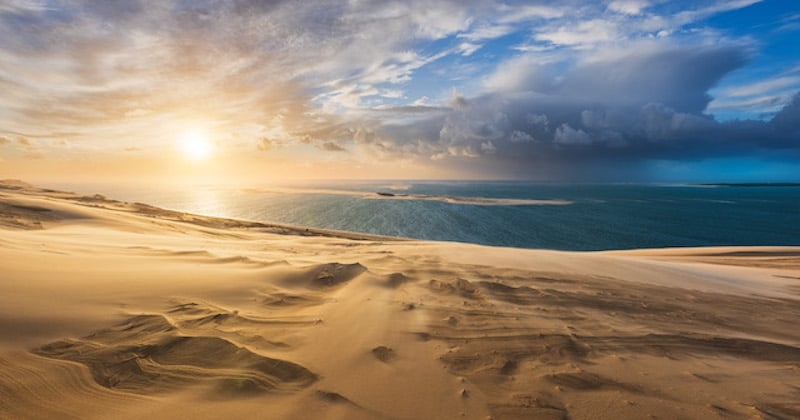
[{"x1": 51, "y1": 181, "x2": 800, "y2": 251}]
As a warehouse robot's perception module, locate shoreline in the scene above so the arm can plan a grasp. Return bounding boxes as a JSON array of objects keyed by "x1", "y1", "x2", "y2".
[
  {"x1": 0, "y1": 179, "x2": 404, "y2": 242},
  {"x1": 6, "y1": 179, "x2": 796, "y2": 252},
  {"x1": 244, "y1": 186, "x2": 573, "y2": 206}
]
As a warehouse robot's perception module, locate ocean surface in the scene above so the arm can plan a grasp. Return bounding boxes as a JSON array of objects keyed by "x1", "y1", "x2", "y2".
[{"x1": 52, "y1": 181, "x2": 800, "y2": 251}]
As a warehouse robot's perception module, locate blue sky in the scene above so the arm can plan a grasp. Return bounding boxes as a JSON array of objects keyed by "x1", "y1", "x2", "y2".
[{"x1": 0, "y1": 0, "x2": 798, "y2": 182}]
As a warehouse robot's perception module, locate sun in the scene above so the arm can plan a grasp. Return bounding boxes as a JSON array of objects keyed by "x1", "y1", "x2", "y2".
[{"x1": 177, "y1": 128, "x2": 214, "y2": 160}]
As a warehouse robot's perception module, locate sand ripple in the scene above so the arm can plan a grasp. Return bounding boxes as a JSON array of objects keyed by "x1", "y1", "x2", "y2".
[{"x1": 34, "y1": 314, "x2": 317, "y2": 396}]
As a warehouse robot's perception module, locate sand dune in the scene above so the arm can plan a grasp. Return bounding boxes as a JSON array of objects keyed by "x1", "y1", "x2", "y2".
[
  {"x1": 1, "y1": 180, "x2": 799, "y2": 419},
  {"x1": 34, "y1": 313, "x2": 317, "y2": 396}
]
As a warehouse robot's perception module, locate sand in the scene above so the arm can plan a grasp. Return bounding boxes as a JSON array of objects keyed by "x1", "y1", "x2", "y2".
[
  {"x1": 244, "y1": 186, "x2": 572, "y2": 205},
  {"x1": 1, "y1": 179, "x2": 799, "y2": 419}
]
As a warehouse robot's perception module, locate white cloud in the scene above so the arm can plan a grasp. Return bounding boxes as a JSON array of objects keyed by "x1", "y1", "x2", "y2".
[
  {"x1": 721, "y1": 76, "x2": 800, "y2": 97},
  {"x1": 0, "y1": 0, "x2": 48, "y2": 13},
  {"x1": 458, "y1": 24, "x2": 514, "y2": 41},
  {"x1": 412, "y1": 96, "x2": 434, "y2": 106},
  {"x1": 483, "y1": 54, "x2": 555, "y2": 93},
  {"x1": 707, "y1": 94, "x2": 793, "y2": 112},
  {"x1": 780, "y1": 64, "x2": 800, "y2": 76},
  {"x1": 380, "y1": 89, "x2": 405, "y2": 99},
  {"x1": 672, "y1": 0, "x2": 763, "y2": 27},
  {"x1": 497, "y1": 5, "x2": 566, "y2": 23},
  {"x1": 607, "y1": 0, "x2": 650, "y2": 15},
  {"x1": 511, "y1": 43, "x2": 557, "y2": 53},
  {"x1": 456, "y1": 42, "x2": 482, "y2": 56},
  {"x1": 534, "y1": 19, "x2": 620, "y2": 47},
  {"x1": 405, "y1": 2, "x2": 472, "y2": 39}
]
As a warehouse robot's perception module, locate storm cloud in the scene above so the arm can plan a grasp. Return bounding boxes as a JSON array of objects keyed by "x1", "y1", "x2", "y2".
[{"x1": 329, "y1": 43, "x2": 799, "y2": 178}]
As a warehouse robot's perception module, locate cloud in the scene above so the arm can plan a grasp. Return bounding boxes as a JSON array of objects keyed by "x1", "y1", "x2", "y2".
[
  {"x1": 257, "y1": 137, "x2": 275, "y2": 151},
  {"x1": 457, "y1": 24, "x2": 514, "y2": 41},
  {"x1": 671, "y1": 0, "x2": 763, "y2": 27},
  {"x1": 0, "y1": 0, "x2": 49, "y2": 14},
  {"x1": 707, "y1": 94, "x2": 793, "y2": 112},
  {"x1": 0, "y1": 1, "x2": 469, "y2": 140},
  {"x1": 510, "y1": 130, "x2": 535, "y2": 143},
  {"x1": 0, "y1": 0, "x2": 796, "y2": 181},
  {"x1": 534, "y1": 19, "x2": 621, "y2": 47},
  {"x1": 320, "y1": 141, "x2": 347, "y2": 152},
  {"x1": 526, "y1": 114, "x2": 549, "y2": 130},
  {"x1": 336, "y1": 61, "x2": 799, "y2": 178},
  {"x1": 707, "y1": 66, "x2": 800, "y2": 117},
  {"x1": 3, "y1": 134, "x2": 44, "y2": 159},
  {"x1": 771, "y1": 93, "x2": 800, "y2": 133},
  {"x1": 608, "y1": 0, "x2": 650, "y2": 15},
  {"x1": 563, "y1": 45, "x2": 748, "y2": 113},
  {"x1": 720, "y1": 76, "x2": 800, "y2": 97},
  {"x1": 497, "y1": 5, "x2": 565, "y2": 23},
  {"x1": 554, "y1": 124, "x2": 592, "y2": 146},
  {"x1": 638, "y1": 103, "x2": 718, "y2": 141},
  {"x1": 436, "y1": 93, "x2": 512, "y2": 159},
  {"x1": 449, "y1": 89, "x2": 469, "y2": 110},
  {"x1": 456, "y1": 42, "x2": 481, "y2": 56}
]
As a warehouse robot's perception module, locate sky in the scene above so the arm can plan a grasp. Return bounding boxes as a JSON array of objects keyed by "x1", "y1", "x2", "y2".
[{"x1": 0, "y1": 0, "x2": 799, "y2": 184}]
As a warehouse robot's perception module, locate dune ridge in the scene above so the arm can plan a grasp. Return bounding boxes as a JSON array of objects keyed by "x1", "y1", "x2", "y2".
[{"x1": 1, "y1": 179, "x2": 799, "y2": 419}]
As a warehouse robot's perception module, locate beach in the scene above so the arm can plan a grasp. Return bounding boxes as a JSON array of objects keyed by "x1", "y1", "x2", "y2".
[{"x1": 1, "y1": 180, "x2": 799, "y2": 419}]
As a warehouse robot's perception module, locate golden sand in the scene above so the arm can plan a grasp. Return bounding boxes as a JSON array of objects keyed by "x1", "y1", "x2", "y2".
[{"x1": 1, "y1": 180, "x2": 798, "y2": 419}]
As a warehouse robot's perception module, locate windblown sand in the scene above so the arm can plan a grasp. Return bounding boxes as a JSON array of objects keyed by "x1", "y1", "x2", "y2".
[{"x1": 1, "y1": 180, "x2": 799, "y2": 419}]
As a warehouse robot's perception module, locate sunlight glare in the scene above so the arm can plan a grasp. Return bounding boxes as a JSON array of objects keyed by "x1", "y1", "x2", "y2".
[{"x1": 178, "y1": 128, "x2": 213, "y2": 160}]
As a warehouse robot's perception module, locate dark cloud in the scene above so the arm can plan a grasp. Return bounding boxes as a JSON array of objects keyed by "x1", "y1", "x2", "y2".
[
  {"x1": 557, "y1": 46, "x2": 749, "y2": 114},
  {"x1": 553, "y1": 124, "x2": 592, "y2": 146},
  {"x1": 771, "y1": 94, "x2": 800, "y2": 133},
  {"x1": 318, "y1": 42, "x2": 799, "y2": 179},
  {"x1": 359, "y1": 45, "x2": 746, "y2": 152}
]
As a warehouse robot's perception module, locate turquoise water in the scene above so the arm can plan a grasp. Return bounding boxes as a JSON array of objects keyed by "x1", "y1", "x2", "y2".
[{"x1": 54, "y1": 182, "x2": 800, "y2": 251}]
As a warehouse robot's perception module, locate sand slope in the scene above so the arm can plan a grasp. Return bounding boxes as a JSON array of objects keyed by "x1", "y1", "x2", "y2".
[{"x1": 1, "y1": 180, "x2": 799, "y2": 419}]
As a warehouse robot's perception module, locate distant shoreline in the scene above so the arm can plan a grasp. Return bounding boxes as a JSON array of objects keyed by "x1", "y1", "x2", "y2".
[
  {"x1": 368, "y1": 191, "x2": 572, "y2": 206},
  {"x1": 696, "y1": 182, "x2": 800, "y2": 187},
  {"x1": 244, "y1": 186, "x2": 572, "y2": 206}
]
